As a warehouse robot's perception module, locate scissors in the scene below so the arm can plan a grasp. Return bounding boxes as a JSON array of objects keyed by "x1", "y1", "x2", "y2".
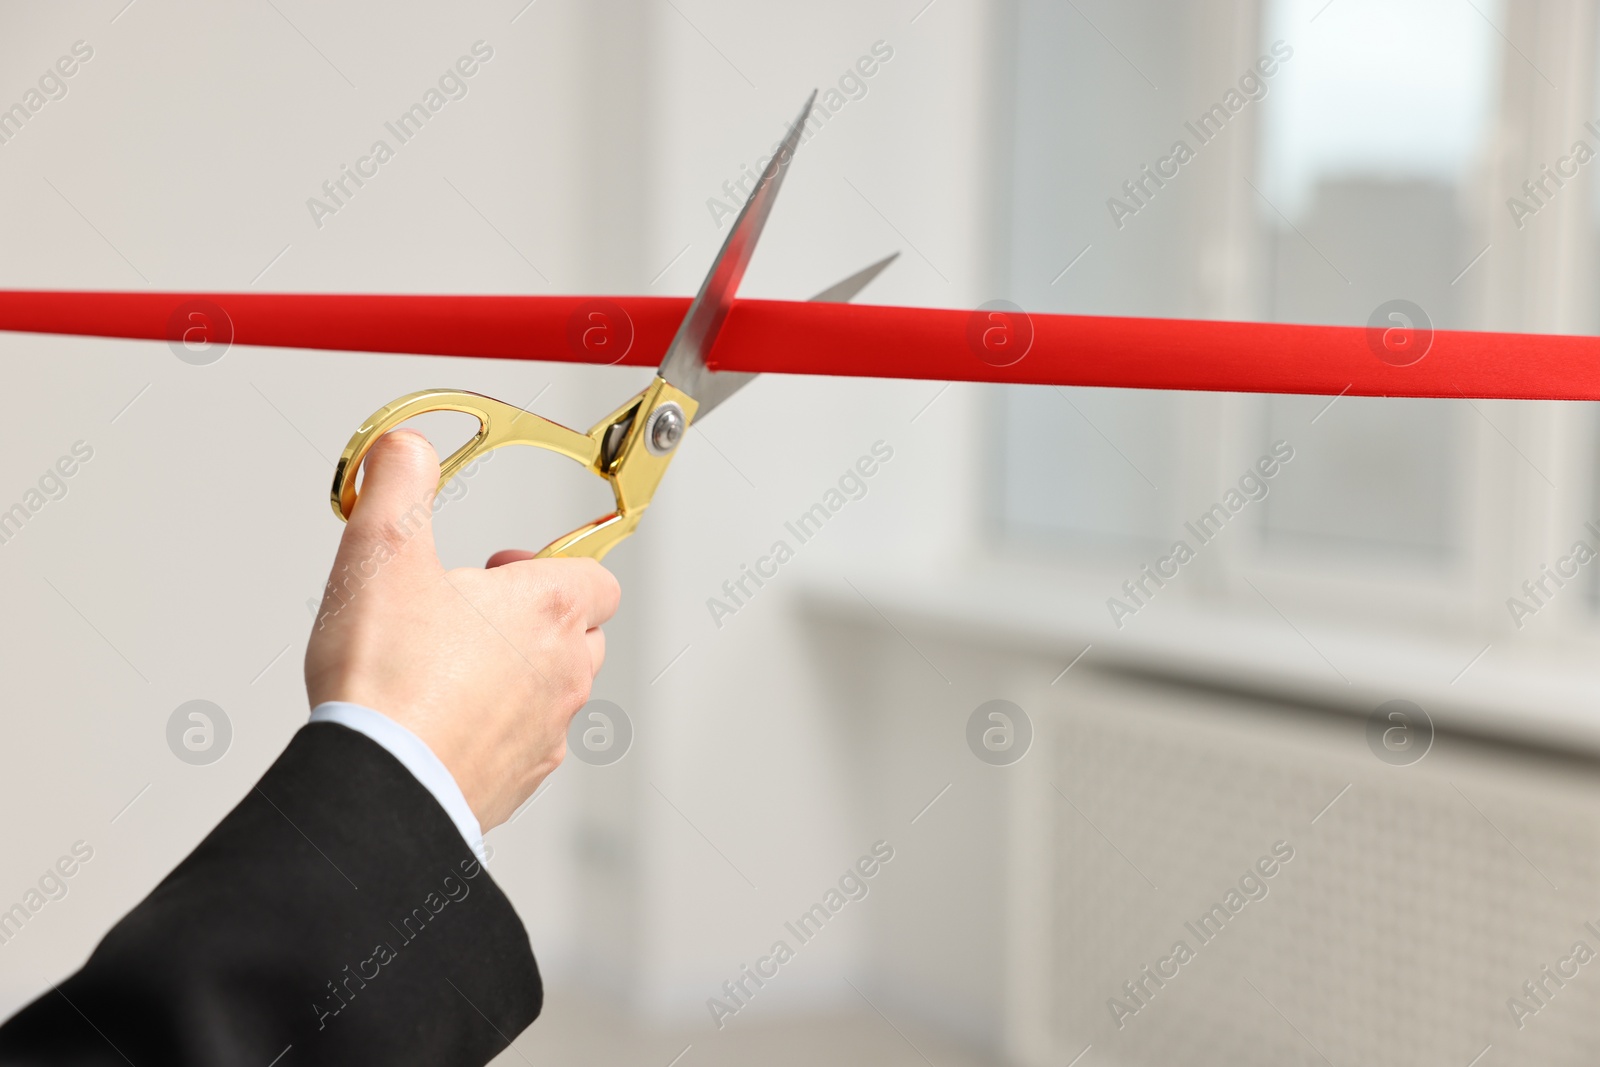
[{"x1": 329, "y1": 90, "x2": 896, "y2": 560}]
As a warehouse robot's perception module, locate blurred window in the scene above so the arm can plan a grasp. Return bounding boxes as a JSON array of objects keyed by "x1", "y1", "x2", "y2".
[{"x1": 999, "y1": 0, "x2": 1504, "y2": 574}]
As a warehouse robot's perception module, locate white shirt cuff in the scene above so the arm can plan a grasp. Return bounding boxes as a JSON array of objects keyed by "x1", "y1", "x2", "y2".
[{"x1": 309, "y1": 701, "x2": 485, "y2": 863}]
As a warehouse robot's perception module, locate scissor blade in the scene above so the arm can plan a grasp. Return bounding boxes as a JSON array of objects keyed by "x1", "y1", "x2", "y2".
[
  {"x1": 809, "y1": 252, "x2": 899, "y2": 303},
  {"x1": 668, "y1": 252, "x2": 901, "y2": 421},
  {"x1": 658, "y1": 91, "x2": 817, "y2": 418}
]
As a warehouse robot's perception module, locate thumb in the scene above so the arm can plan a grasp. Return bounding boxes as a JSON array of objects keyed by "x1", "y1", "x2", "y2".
[{"x1": 335, "y1": 429, "x2": 442, "y2": 574}]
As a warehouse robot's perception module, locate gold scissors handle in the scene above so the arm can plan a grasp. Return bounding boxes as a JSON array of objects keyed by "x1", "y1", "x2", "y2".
[{"x1": 331, "y1": 377, "x2": 698, "y2": 561}]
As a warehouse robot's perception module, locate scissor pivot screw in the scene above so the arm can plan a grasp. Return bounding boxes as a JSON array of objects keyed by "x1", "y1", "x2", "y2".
[{"x1": 645, "y1": 401, "x2": 686, "y2": 456}]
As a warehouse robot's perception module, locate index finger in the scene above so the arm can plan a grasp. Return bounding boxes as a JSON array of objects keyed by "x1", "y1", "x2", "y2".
[{"x1": 498, "y1": 555, "x2": 621, "y2": 629}]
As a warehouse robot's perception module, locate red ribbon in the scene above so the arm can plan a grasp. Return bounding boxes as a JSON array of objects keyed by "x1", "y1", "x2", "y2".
[{"x1": 0, "y1": 289, "x2": 1593, "y2": 400}]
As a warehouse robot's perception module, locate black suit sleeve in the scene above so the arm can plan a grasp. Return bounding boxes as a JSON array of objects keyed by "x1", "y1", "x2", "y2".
[{"x1": 0, "y1": 722, "x2": 542, "y2": 1067}]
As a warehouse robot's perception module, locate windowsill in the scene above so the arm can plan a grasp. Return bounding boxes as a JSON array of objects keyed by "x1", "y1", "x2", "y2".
[{"x1": 801, "y1": 559, "x2": 1600, "y2": 759}]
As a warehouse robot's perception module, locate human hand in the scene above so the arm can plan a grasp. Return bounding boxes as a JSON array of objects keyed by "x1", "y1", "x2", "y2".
[{"x1": 304, "y1": 430, "x2": 620, "y2": 830}]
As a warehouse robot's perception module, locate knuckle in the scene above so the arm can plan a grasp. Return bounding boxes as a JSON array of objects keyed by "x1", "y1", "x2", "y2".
[
  {"x1": 353, "y1": 506, "x2": 430, "y2": 562},
  {"x1": 367, "y1": 520, "x2": 411, "y2": 559},
  {"x1": 538, "y1": 582, "x2": 581, "y2": 626}
]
